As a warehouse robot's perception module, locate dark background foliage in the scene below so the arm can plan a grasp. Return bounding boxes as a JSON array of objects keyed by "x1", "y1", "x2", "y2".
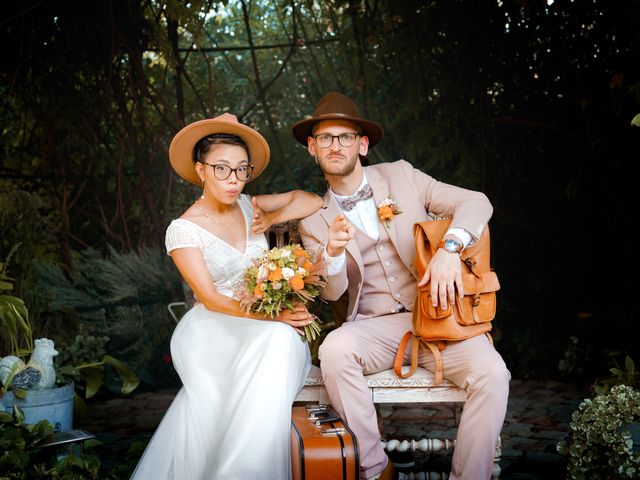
[{"x1": 1, "y1": 0, "x2": 639, "y2": 386}]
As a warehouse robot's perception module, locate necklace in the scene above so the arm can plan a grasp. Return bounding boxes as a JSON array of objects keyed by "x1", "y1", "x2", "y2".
[{"x1": 197, "y1": 201, "x2": 238, "y2": 227}]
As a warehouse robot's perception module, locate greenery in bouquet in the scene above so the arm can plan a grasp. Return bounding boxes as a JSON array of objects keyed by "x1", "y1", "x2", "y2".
[{"x1": 236, "y1": 244, "x2": 326, "y2": 343}]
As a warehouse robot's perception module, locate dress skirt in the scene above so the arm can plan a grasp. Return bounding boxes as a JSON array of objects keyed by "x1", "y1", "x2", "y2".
[{"x1": 131, "y1": 304, "x2": 311, "y2": 480}]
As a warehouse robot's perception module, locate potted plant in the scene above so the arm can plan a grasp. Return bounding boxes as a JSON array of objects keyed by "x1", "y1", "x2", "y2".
[
  {"x1": 557, "y1": 383, "x2": 640, "y2": 479},
  {"x1": 1, "y1": 252, "x2": 139, "y2": 431}
]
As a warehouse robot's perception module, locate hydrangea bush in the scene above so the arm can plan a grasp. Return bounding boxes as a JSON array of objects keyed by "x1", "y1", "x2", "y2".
[{"x1": 558, "y1": 384, "x2": 640, "y2": 479}]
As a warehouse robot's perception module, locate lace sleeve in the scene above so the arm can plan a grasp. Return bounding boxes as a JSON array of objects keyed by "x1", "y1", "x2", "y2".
[{"x1": 165, "y1": 220, "x2": 201, "y2": 255}]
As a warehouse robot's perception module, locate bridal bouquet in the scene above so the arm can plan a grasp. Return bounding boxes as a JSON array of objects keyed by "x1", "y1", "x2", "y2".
[{"x1": 235, "y1": 244, "x2": 327, "y2": 343}]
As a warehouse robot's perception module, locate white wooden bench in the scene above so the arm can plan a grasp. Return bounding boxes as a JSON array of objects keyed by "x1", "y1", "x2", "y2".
[{"x1": 168, "y1": 222, "x2": 502, "y2": 478}]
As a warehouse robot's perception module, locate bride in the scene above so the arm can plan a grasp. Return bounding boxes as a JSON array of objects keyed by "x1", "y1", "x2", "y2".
[{"x1": 131, "y1": 113, "x2": 322, "y2": 479}]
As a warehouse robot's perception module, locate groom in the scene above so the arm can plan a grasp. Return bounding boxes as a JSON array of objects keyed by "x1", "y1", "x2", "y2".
[{"x1": 294, "y1": 92, "x2": 510, "y2": 480}]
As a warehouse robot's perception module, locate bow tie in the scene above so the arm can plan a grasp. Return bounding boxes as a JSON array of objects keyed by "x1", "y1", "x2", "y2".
[{"x1": 339, "y1": 184, "x2": 373, "y2": 211}]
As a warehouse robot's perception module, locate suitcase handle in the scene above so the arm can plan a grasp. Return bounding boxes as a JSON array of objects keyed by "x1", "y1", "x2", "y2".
[
  {"x1": 315, "y1": 416, "x2": 340, "y2": 426},
  {"x1": 305, "y1": 404, "x2": 328, "y2": 413},
  {"x1": 308, "y1": 411, "x2": 330, "y2": 420}
]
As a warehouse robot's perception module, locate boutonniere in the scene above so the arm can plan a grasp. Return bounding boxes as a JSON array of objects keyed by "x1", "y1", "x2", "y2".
[{"x1": 377, "y1": 196, "x2": 402, "y2": 229}]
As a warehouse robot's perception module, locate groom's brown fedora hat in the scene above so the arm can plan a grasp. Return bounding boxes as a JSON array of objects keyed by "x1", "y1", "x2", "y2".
[{"x1": 292, "y1": 92, "x2": 384, "y2": 148}]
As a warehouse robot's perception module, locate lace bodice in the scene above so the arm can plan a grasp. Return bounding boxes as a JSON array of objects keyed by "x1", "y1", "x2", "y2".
[{"x1": 165, "y1": 194, "x2": 268, "y2": 298}]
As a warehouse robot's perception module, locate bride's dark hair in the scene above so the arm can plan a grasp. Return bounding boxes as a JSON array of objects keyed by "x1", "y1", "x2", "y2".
[{"x1": 192, "y1": 133, "x2": 250, "y2": 163}]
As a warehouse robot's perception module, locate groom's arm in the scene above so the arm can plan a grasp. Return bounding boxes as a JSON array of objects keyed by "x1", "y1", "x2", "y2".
[{"x1": 399, "y1": 160, "x2": 493, "y2": 241}]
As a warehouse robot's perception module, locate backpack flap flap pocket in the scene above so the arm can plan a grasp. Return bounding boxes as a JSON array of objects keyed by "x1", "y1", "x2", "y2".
[{"x1": 456, "y1": 271, "x2": 499, "y2": 325}]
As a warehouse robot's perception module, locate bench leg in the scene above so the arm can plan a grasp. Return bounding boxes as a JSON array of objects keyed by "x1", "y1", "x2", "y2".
[
  {"x1": 492, "y1": 436, "x2": 502, "y2": 479},
  {"x1": 384, "y1": 436, "x2": 502, "y2": 479}
]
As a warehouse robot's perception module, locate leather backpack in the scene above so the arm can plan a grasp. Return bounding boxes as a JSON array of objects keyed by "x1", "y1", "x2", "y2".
[{"x1": 393, "y1": 218, "x2": 500, "y2": 385}]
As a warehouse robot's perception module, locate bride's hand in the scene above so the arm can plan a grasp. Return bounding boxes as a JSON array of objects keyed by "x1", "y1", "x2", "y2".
[
  {"x1": 250, "y1": 197, "x2": 273, "y2": 234},
  {"x1": 277, "y1": 303, "x2": 313, "y2": 335}
]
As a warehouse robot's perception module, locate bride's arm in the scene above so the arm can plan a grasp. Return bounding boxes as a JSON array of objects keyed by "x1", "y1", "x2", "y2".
[
  {"x1": 250, "y1": 190, "x2": 322, "y2": 234},
  {"x1": 169, "y1": 247, "x2": 313, "y2": 329}
]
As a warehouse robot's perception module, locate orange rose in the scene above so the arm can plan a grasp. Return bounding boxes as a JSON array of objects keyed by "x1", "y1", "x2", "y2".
[
  {"x1": 303, "y1": 261, "x2": 314, "y2": 271},
  {"x1": 268, "y1": 268, "x2": 283, "y2": 282},
  {"x1": 253, "y1": 284, "x2": 264, "y2": 298},
  {"x1": 378, "y1": 205, "x2": 394, "y2": 220},
  {"x1": 294, "y1": 248, "x2": 309, "y2": 258},
  {"x1": 288, "y1": 275, "x2": 304, "y2": 291}
]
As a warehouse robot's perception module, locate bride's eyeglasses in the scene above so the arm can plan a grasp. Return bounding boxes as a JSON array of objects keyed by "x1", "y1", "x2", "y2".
[{"x1": 201, "y1": 162, "x2": 253, "y2": 181}]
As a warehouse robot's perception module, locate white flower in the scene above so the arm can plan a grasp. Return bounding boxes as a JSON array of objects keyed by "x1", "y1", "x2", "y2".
[
  {"x1": 297, "y1": 267, "x2": 308, "y2": 276},
  {"x1": 281, "y1": 248, "x2": 292, "y2": 258},
  {"x1": 281, "y1": 267, "x2": 295, "y2": 280},
  {"x1": 377, "y1": 196, "x2": 395, "y2": 208},
  {"x1": 272, "y1": 281, "x2": 282, "y2": 290},
  {"x1": 257, "y1": 265, "x2": 269, "y2": 282}
]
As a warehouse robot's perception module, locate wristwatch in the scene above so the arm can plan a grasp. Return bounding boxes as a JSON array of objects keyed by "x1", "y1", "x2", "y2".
[{"x1": 438, "y1": 238, "x2": 463, "y2": 254}]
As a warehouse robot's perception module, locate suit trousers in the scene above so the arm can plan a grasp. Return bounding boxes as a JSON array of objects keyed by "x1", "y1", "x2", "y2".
[{"x1": 318, "y1": 312, "x2": 510, "y2": 480}]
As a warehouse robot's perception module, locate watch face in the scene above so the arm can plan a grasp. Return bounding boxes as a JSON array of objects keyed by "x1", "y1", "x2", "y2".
[{"x1": 444, "y1": 239, "x2": 461, "y2": 253}]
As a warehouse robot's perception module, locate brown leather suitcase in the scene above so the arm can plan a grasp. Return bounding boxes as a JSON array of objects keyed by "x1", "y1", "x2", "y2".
[{"x1": 290, "y1": 405, "x2": 360, "y2": 480}]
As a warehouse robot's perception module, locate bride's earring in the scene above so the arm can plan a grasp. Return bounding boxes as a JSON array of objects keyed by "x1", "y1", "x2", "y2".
[
  {"x1": 314, "y1": 155, "x2": 319, "y2": 165},
  {"x1": 201, "y1": 178, "x2": 206, "y2": 199}
]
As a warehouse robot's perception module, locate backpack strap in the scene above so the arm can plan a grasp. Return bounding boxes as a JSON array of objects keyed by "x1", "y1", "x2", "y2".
[
  {"x1": 393, "y1": 332, "x2": 447, "y2": 385},
  {"x1": 393, "y1": 331, "x2": 418, "y2": 379},
  {"x1": 422, "y1": 341, "x2": 445, "y2": 386}
]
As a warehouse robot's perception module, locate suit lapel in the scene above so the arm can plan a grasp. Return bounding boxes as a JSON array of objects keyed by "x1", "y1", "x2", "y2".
[
  {"x1": 366, "y1": 167, "x2": 400, "y2": 249},
  {"x1": 366, "y1": 166, "x2": 417, "y2": 278}
]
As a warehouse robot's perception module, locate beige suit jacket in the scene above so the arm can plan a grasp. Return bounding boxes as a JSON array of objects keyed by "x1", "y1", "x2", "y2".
[{"x1": 297, "y1": 160, "x2": 493, "y2": 323}]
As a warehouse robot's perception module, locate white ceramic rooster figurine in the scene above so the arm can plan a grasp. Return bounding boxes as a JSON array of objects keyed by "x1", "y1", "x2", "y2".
[{"x1": 0, "y1": 338, "x2": 58, "y2": 390}]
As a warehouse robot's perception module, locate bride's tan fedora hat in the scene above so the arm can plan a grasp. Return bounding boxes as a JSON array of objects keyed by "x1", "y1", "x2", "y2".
[
  {"x1": 292, "y1": 92, "x2": 384, "y2": 148},
  {"x1": 169, "y1": 113, "x2": 270, "y2": 185}
]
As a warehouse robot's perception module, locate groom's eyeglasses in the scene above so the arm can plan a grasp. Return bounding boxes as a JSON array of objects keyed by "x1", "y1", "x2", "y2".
[
  {"x1": 313, "y1": 133, "x2": 362, "y2": 149},
  {"x1": 201, "y1": 162, "x2": 253, "y2": 181}
]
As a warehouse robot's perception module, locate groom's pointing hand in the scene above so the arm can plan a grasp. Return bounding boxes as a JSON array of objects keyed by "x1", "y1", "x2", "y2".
[{"x1": 327, "y1": 214, "x2": 354, "y2": 257}]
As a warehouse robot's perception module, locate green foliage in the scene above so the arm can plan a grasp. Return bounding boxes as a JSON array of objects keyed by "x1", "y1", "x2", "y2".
[
  {"x1": 1, "y1": 248, "x2": 141, "y2": 402},
  {"x1": 0, "y1": 191, "x2": 58, "y2": 308},
  {"x1": 0, "y1": 407, "x2": 53, "y2": 478},
  {"x1": 594, "y1": 356, "x2": 640, "y2": 395},
  {"x1": 57, "y1": 355, "x2": 139, "y2": 401},
  {"x1": 558, "y1": 385, "x2": 640, "y2": 479},
  {"x1": 0, "y1": 245, "x2": 33, "y2": 357},
  {"x1": 0, "y1": 406, "x2": 103, "y2": 479},
  {"x1": 632, "y1": 114, "x2": 640, "y2": 127},
  {"x1": 35, "y1": 247, "x2": 180, "y2": 387},
  {"x1": 57, "y1": 335, "x2": 109, "y2": 367}
]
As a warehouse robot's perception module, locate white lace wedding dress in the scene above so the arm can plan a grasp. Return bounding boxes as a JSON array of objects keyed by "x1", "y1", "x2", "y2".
[{"x1": 131, "y1": 194, "x2": 311, "y2": 480}]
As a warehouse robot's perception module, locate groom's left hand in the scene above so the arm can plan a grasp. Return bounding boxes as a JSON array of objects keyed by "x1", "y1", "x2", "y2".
[
  {"x1": 418, "y1": 249, "x2": 464, "y2": 310},
  {"x1": 250, "y1": 197, "x2": 272, "y2": 234}
]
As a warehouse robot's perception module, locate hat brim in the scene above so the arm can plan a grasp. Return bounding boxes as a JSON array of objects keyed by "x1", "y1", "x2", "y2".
[
  {"x1": 292, "y1": 113, "x2": 384, "y2": 148},
  {"x1": 169, "y1": 118, "x2": 270, "y2": 185}
]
